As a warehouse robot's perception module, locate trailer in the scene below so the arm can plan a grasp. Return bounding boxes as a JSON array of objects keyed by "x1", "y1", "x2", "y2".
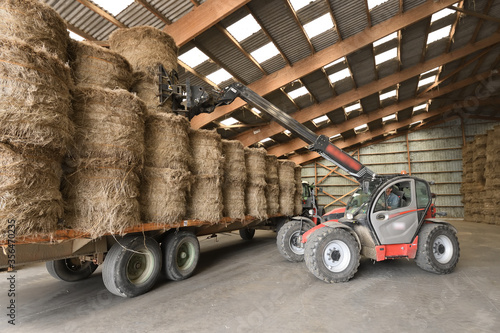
[{"x1": 0, "y1": 215, "x2": 286, "y2": 298}]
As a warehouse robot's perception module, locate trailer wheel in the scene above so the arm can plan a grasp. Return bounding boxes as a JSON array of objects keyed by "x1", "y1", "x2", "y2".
[
  {"x1": 102, "y1": 236, "x2": 161, "y2": 298},
  {"x1": 415, "y1": 224, "x2": 460, "y2": 274},
  {"x1": 304, "y1": 227, "x2": 360, "y2": 283},
  {"x1": 46, "y1": 258, "x2": 98, "y2": 282},
  {"x1": 163, "y1": 231, "x2": 200, "y2": 281},
  {"x1": 277, "y1": 219, "x2": 314, "y2": 262},
  {"x1": 239, "y1": 228, "x2": 255, "y2": 240}
]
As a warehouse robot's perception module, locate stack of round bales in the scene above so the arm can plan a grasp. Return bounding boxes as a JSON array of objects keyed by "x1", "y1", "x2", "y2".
[
  {"x1": 460, "y1": 141, "x2": 474, "y2": 221},
  {"x1": 265, "y1": 155, "x2": 280, "y2": 216},
  {"x1": 188, "y1": 129, "x2": 223, "y2": 222},
  {"x1": 0, "y1": 0, "x2": 72, "y2": 239},
  {"x1": 109, "y1": 26, "x2": 178, "y2": 114},
  {"x1": 278, "y1": 160, "x2": 296, "y2": 216},
  {"x1": 294, "y1": 165, "x2": 303, "y2": 216},
  {"x1": 483, "y1": 126, "x2": 500, "y2": 224},
  {"x1": 244, "y1": 148, "x2": 268, "y2": 219},
  {"x1": 140, "y1": 114, "x2": 192, "y2": 224},
  {"x1": 222, "y1": 140, "x2": 246, "y2": 219},
  {"x1": 471, "y1": 134, "x2": 487, "y2": 222}
]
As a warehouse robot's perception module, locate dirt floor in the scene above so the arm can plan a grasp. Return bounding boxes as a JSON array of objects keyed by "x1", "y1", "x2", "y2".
[{"x1": 0, "y1": 219, "x2": 499, "y2": 332}]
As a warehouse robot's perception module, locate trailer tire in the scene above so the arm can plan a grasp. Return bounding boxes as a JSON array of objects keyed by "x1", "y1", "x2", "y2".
[
  {"x1": 304, "y1": 227, "x2": 360, "y2": 283},
  {"x1": 163, "y1": 231, "x2": 200, "y2": 281},
  {"x1": 102, "y1": 236, "x2": 161, "y2": 298},
  {"x1": 46, "y1": 259, "x2": 98, "y2": 282},
  {"x1": 277, "y1": 219, "x2": 314, "y2": 262},
  {"x1": 239, "y1": 228, "x2": 255, "y2": 240},
  {"x1": 415, "y1": 223, "x2": 460, "y2": 274}
]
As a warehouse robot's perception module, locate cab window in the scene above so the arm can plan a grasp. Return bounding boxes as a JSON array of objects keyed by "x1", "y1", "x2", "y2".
[{"x1": 374, "y1": 181, "x2": 412, "y2": 212}]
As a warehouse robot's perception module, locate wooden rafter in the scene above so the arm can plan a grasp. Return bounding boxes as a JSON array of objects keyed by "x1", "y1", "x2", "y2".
[
  {"x1": 470, "y1": 0, "x2": 494, "y2": 43},
  {"x1": 75, "y1": 0, "x2": 127, "y2": 28},
  {"x1": 135, "y1": 0, "x2": 172, "y2": 25},
  {"x1": 449, "y1": 5, "x2": 500, "y2": 24},
  {"x1": 192, "y1": 42, "x2": 245, "y2": 84},
  {"x1": 178, "y1": 59, "x2": 220, "y2": 89},
  {"x1": 66, "y1": 21, "x2": 96, "y2": 41},
  {"x1": 191, "y1": 0, "x2": 459, "y2": 129},
  {"x1": 233, "y1": 35, "x2": 500, "y2": 146},
  {"x1": 190, "y1": 0, "x2": 200, "y2": 6},
  {"x1": 364, "y1": 0, "x2": 372, "y2": 28},
  {"x1": 283, "y1": 0, "x2": 314, "y2": 54},
  {"x1": 324, "y1": 0, "x2": 342, "y2": 41}
]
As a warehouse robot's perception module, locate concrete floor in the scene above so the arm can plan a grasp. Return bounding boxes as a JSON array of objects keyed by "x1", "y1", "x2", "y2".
[{"x1": 1, "y1": 219, "x2": 499, "y2": 333}]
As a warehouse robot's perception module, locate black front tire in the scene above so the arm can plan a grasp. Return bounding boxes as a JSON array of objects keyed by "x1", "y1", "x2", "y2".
[
  {"x1": 102, "y1": 236, "x2": 162, "y2": 298},
  {"x1": 415, "y1": 223, "x2": 460, "y2": 274},
  {"x1": 163, "y1": 231, "x2": 200, "y2": 281},
  {"x1": 46, "y1": 259, "x2": 98, "y2": 282},
  {"x1": 304, "y1": 227, "x2": 360, "y2": 283},
  {"x1": 239, "y1": 228, "x2": 255, "y2": 240},
  {"x1": 277, "y1": 219, "x2": 314, "y2": 262}
]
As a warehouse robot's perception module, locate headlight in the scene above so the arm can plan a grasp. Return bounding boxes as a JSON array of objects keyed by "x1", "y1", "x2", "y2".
[{"x1": 346, "y1": 213, "x2": 353, "y2": 219}]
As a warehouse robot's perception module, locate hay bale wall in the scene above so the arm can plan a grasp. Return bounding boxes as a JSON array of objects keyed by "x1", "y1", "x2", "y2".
[
  {"x1": 0, "y1": 143, "x2": 63, "y2": 239},
  {"x1": 0, "y1": 0, "x2": 69, "y2": 61},
  {"x1": 68, "y1": 40, "x2": 133, "y2": 90},
  {"x1": 483, "y1": 126, "x2": 500, "y2": 224},
  {"x1": 461, "y1": 142, "x2": 474, "y2": 221},
  {"x1": 294, "y1": 166, "x2": 303, "y2": 216},
  {"x1": 187, "y1": 129, "x2": 223, "y2": 222},
  {"x1": 244, "y1": 148, "x2": 267, "y2": 219},
  {"x1": 278, "y1": 160, "x2": 296, "y2": 216},
  {"x1": 222, "y1": 140, "x2": 246, "y2": 219},
  {"x1": 265, "y1": 155, "x2": 280, "y2": 216}
]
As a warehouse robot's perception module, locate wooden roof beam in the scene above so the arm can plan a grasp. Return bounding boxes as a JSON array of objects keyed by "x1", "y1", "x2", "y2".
[
  {"x1": 191, "y1": 0, "x2": 459, "y2": 128},
  {"x1": 135, "y1": 0, "x2": 172, "y2": 25},
  {"x1": 283, "y1": 0, "x2": 315, "y2": 54},
  {"x1": 76, "y1": 0, "x2": 127, "y2": 28}
]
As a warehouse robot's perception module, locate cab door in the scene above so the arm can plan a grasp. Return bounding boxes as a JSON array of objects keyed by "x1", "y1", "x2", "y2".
[{"x1": 369, "y1": 179, "x2": 419, "y2": 245}]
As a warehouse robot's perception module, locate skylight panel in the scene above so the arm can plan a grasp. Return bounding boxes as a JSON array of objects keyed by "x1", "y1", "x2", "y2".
[
  {"x1": 284, "y1": 130, "x2": 291, "y2": 136},
  {"x1": 421, "y1": 67, "x2": 439, "y2": 76},
  {"x1": 178, "y1": 47, "x2": 209, "y2": 68},
  {"x1": 251, "y1": 107, "x2": 261, "y2": 114},
  {"x1": 375, "y1": 47, "x2": 397, "y2": 65},
  {"x1": 367, "y1": 0, "x2": 390, "y2": 10},
  {"x1": 373, "y1": 32, "x2": 397, "y2": 47},
  {"x1": 259, "y1": 137, "x2": 273, "y2": 143},
  {"x1": 413, "y1": 104, "x2": 427, "y2": 113},
  {"x1": 344, "y1": 103, "x2": 361, "y2": 114},
  {"x1": 427, "y1": 25, "x2": 452, "y2": 44},
  {"x1": 220, "y1": 117, "x2": 239, "y2": 126},
  {"x1": 290, "y1": 0, "x2": 313, "y2": 11},
  {"x1": 330, "y1": 133, "x2": 341, "y2": 141},
  {"x1": 354, "y1": 124, "x2": 368, "y2": 133},
  {"x1": 418, "y1": 75, "x2": 437, "y2": 87},
  {"x1": 206, "y1": 68, "x2": 232, "y2": 85},
  {"x1": 410, "y1": 121, "x2": 422, "y2": 127},
  {"x1": 68, "y1": 30, "x2": 84, "y2": 41},
  {"x1": 431, "y1": 6, "x2": 457, "y2": 23},
  {"x1": 251, "y1": 42, "x2": 280, "y2": 63},
  {"x1": 382, "y1": 114, "x2": 396, "y2": 123},
  {"x1": 93, "y1": 0, "x2": 133, "y2": 15},
  {"x1": 226, "y1": 15, "x2": 261, "y2": 42},
  {"x1": 324, "y1": 57, "x2": 346, "y2": 69},
  {"x1": 303, "y1": 13, "x2": 334, "y2": 39},
  {"x1": 380, "y1": 89, "x2": 397, "y2": 101},
  {"x1": 312, "y1": 115, "x2": 329, "y2": 125},
  {"x1": 288, "y1": 86, "x2": 309, "y2": 99},
  {"x1": 328, "y1": 68, "x2": 351, "y2": 83}
]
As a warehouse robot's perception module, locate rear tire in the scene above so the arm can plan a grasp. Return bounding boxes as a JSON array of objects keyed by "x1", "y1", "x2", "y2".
[
  {"x1": 46, "y1": 259, "x2": 98, "y2": 282},
  {"x1": 102, "y1": 236, "x2": 161, "y2": 298},
  {"x1": 163, "y1": 231, "x2": 200, "y2": 281},
  {"x1": 277, "y1": 219, "x2": 314, "y2": 262},
  {"x1": 415, "y1": 224, "x2": 460, "y2": 274},
  {"x1": 239, "y1": 228, "x2": 255, "y2": 240},
  {"x1": 304, "y1": 227, "x2": 360, "y2": 283}
]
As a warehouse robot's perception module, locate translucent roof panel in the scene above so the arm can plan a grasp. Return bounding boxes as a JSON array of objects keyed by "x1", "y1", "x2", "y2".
[
  {"x1": 303, "y1": 13, "x2": 334, "y2": 39},
  {"x1": 367, "y1": 0, "x2": 390, "y2": 10},
  {"x1": 375, "y1": 47, "x2": 397, "y2": 65},
  {"x1": 206, "y1": 68, "x2": 232, "y2": 85},
  {"x1": 328, "y1": 68, "x2": 351, "y2": 83},
  {"x1": 251, "y1": 42, "x2": 280, "y2": 63},
  {"x1": 373, "y1": 32, "x2": 397, "y2": 47},
  {"x1": 427, "y1": 25, "x2": 452, "y2": 44},
  {"x1": 93, "y1": 0, "x2": 133, "y2": 16},
  {"x1": 226, "y1": 14, "x2": 261, "y2": 42},
  {"x1": 178, "y1": 47, "x2": 209, "y2": 68},
  {"x1": 288, "y1": 86, "x2": 309, "y2": 99}
]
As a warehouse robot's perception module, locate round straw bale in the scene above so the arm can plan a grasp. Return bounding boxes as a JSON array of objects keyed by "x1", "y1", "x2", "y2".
[
  {"x1": 294, "y1": 192, "x2": 303, "y2": 216},
  {"x1": 63, "y1": 165, "x2": 141, "y2": 238},
  {"x1": 278, "y1": 160, "x2": 297, "y2": 216},
  {"x1": 140, "y1": 167, "x2": 192, "y2": 224},
  {"x1": 187, "y1": 176, "x2": 223, "y2": 223},
  {"x1": 0, "y1": 143, "x2": 63, "y2": 239},
  {"x1": 265, "y1": 155, "x2": 279, "y2": 183},
  {"x1": 266, "y1": 183, "x2": 280, "y2": 216},
  {"x1": 189, "y1": 129, "x2": 223, "y2": 177},
  {"x1": 0, "y1": 0, "x2": 69, "y2": 61},
  {"x1": 223, "y1": 183, "x2": 246, "y2": 220},
  {"x1": 68, "y1": 39, "x2": 134, "y2": 90},
  {"x1": 145, "y1": 113, "x2": 191, "y2": 170},
  {"x1": 294, "y1": 166, "x2": 303, "y2": 215},
  {"x1": 69, "y1": 87, "x2": 145, "y2": 169},
  {"x1": 244, "y1": 147, "x2": 267, "y2": 187},
  {"x1": 132, "y1": 71, "x2": 174, "y2": 113},
  {"x1": 245, "y1": 185, "x2": 267, "y2": 219},
  {"x1": 0, "y1": 38, "x2": 73, "y2": 155},
  {"x1": 109, "y1": 26, "x2": 178, "y2": 72},
  {"x1": 222, "y1": 140, "x2": 246, "y2": 184}
]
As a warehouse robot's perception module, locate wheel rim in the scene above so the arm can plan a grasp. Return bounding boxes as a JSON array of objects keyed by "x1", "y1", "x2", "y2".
[
  {"x1": 289, "y1": 230, "x2": 304, "y2": 255},
  {"x1": 176, "y1": 241, "x2": 196, "y2": 271},
  {"x1": 126, "y1": 251, "x2": 154, "y2": 285},
  {"x1": 433, "y1": 234, "x2": 453, "y2": 264},
  {"x1": 322, "y1": 240, "x2": 351, "y2": 273},
  {"x1": 64, "y1": 258, "x2": 88, "y2": 272}
]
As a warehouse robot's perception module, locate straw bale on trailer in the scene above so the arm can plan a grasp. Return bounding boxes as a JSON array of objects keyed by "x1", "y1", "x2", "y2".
[
  {"x1": 294, "y1": 165, "x2": 303, "y2": 216},
  {"x1": 0, "y1": 0, "x2": 69, "y2": 61},
  {"x1": 244, "y1": 148, "x2": 267, "y2": 219},
  {"x1": 68, "y1": 87, "x2": 145, "y2": 169},
  {"x1": 278, "y1": 160, "x2": 296, "y2": 216},
  {"x1": 0, "y1": 38, "x2": 73, "y2": 155},
  {"x1": 221, "y1": 140, "x2": 246, "y2": 219},
  {"x1": 188, "y1": 129, "x2": 223, "y2": 222},
  {"x1": 0, "y1": 143, "x2": 63, "y2": 239},
  {"x1": 68, "y1": 40, "x2": 134, "y2": 90},
  {"x1": 264, "y1": 155, "x2": 279, "y2": 216}
]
